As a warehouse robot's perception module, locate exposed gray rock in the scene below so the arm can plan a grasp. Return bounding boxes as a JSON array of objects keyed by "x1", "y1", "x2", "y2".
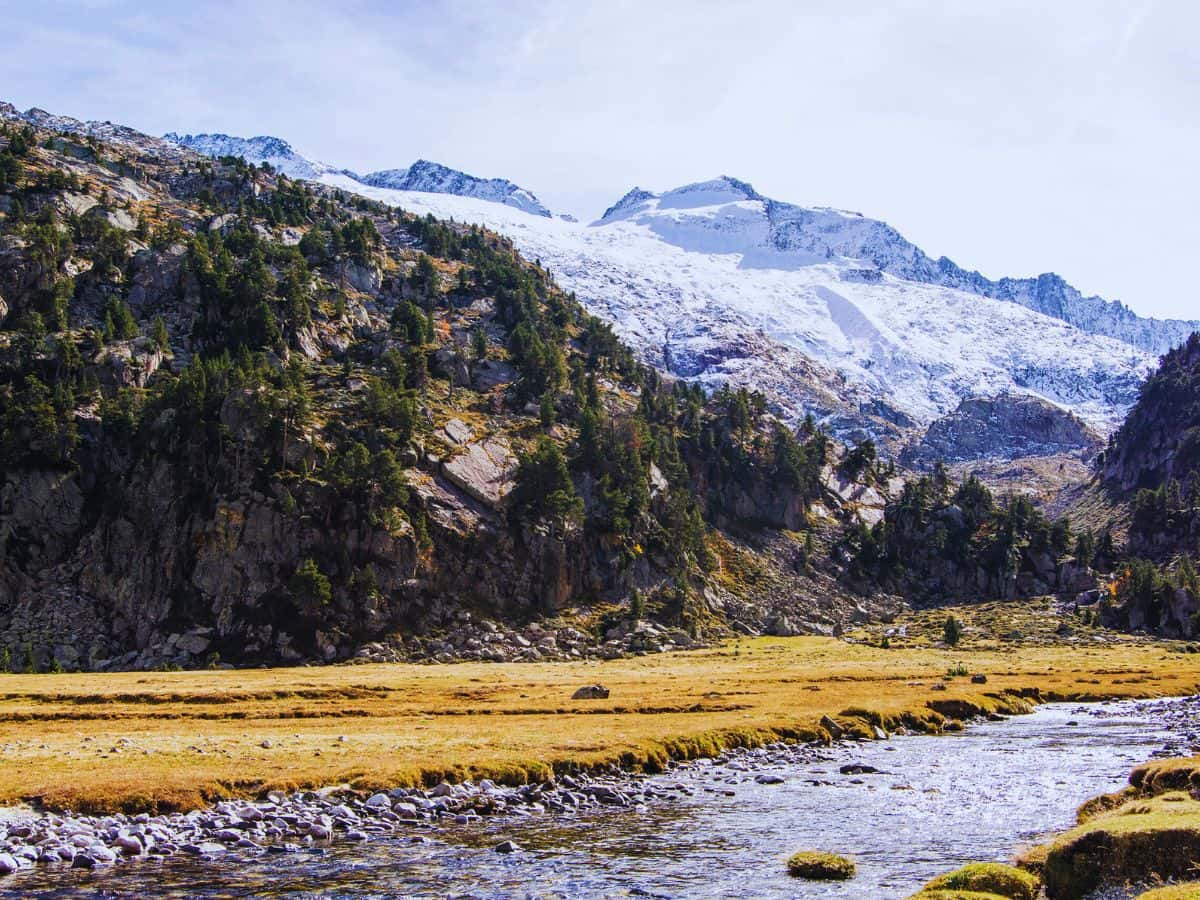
[
  {"x1": 571, "y1": 684, "x2": 610, "y2": 700},
  {"x1": 903, "y1": 393, "x2": 1101, "y2": 467},
  {"x1": 441, "y1": 438, "x2": 517, "y2": 509}
]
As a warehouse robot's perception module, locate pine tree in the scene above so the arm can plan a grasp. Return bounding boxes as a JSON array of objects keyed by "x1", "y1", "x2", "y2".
[
  {"x1": 943, "y1": 616, "x2": 964, "y2": 647},
  {"x1": 151, "y1": 315, "x2": 169, "y2": 352},
  {"x1": 289, "y1": 557, "x2": 331, "y2": 608},
  {"x1": 539, "y1": 391, "x2": 556, "y2": 429},
  {"x1": 510, "y1": 437, "x2": 582, "y2": 526}
]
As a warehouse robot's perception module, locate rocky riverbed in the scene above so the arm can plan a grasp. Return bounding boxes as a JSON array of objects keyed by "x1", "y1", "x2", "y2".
[{"x1": 0, "y1": 765, "x2": 691, "y2": 877}]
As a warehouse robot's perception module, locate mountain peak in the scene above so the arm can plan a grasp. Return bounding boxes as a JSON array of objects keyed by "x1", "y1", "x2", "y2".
[
  {"x1": 360, "y1": 160, "x2": 551, "y2": 217},
  {"x1": 163, "y1": 131, "x2": 348, "y2": 180},
  {"x1": 597, "y1": 187, "x2": 658, "y2": 223}
]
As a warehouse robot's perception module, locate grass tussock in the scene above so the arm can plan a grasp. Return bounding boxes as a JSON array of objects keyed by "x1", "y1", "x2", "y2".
[
  {"x1": 1136, "y1": 883, "x2": 1200, "y2": 899},
  {"x1": 786, "y1": 850, "x2": 856, "y2": 880},
  {"x1": 1026, "y1": 792, "x2": 1200, "y2": 899},
  {"x1": 918, "y1": 862, "x2": 1039, "y2": 899}
]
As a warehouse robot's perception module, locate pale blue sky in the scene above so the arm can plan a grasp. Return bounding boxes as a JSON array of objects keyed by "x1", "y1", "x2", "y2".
[{"x1": 4, "y1": 1, "x2": 1197, "y2": 319}]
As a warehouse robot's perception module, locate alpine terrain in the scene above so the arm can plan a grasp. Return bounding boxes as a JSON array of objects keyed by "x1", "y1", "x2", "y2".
[{"x1": 159, "y1": 128, "x2": 1200, "y2": 467}]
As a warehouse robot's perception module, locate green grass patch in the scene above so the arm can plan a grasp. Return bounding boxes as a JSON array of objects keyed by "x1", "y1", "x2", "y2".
[
  {"x1": 786, "y1": 850, "x2": 856, "y2": 880},
  {"x1": 919, "y1": 862, "x2": 1039, "y2": 899}
]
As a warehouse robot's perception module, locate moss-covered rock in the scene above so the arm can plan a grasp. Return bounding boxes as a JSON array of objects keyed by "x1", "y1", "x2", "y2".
[
  {"x1": 919, "y1": 862, "x2": 1039, "y2": 899},
  {"x1": 786, "y1": 850, "x2": 856, "y2": 880},
  {"x1": 909, "y1": 891, "x2": 1011, "y2": 900}
]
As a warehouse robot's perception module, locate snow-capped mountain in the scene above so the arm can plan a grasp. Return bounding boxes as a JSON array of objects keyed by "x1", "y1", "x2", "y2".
[
  {"x1": 318, "y1": 172, "x2": 1157, "y2": 440},
  {"x1": 360, "y1": 160, "x2": 550, "y2": 217},
  {"x1": 163, "y1": 133, "x2": 551, "y2": 217},
  {"x1": 599, "y1": 180, "x2": 1198, "y2": 355},
  {"x1": 163, "y1": 132, "x2": 352, "y2": 181}
]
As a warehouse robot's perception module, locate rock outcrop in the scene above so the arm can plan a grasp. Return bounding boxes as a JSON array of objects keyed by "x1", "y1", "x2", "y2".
[{"x1": 903, "y1": 394, "x2": 1101, "y2": 468}]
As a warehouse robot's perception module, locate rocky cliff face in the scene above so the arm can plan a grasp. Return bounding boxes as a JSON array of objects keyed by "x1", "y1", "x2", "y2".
[{"x1": 902, "y1": 394, "x2": 1101, "y2": 469}]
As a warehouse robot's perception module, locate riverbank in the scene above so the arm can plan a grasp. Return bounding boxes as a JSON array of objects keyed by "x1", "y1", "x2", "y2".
[
  {"x1": 4, "y1": 698, "x2": 1187, "y2": 895},
  {"x1": 2, "y1": 635, "x2": 1199, "y2": 816}
]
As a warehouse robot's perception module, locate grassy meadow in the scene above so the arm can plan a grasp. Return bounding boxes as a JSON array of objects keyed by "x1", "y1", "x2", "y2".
[{"x1": 2, "y1": 628, "x2": 1199, "y2": 815}]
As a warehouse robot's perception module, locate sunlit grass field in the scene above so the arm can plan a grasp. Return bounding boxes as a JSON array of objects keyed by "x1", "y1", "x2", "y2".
[{"x1": 2, "y1": 629, "x2": 1197, "y2": 814}]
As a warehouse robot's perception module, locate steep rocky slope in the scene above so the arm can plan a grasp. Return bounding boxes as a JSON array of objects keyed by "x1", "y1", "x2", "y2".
[{"x1": 0, "y1": 107, "x2": 902, "y2": 672}]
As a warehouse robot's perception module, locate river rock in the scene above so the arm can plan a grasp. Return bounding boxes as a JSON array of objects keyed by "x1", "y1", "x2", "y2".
[
  {"x1": 840, "y1": 763, "x2": 882, "y2": 775},
  {"x1": 572, "y1": 684, "x2": 610, "y2": 700},
  {"x1": 494, "y1": 840, "x2": 522, "y2": 853},
  {"x1": 820, "y1": 715, "x2": 844, "y2": 739}
]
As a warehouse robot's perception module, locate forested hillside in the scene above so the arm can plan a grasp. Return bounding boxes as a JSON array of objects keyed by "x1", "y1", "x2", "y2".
[{"x1": 0, "y1": 116, "x2": 886, "y2": 671}]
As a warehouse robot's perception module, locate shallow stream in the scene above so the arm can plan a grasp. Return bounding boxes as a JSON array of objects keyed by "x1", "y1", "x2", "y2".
[{"x1": 7, "y1": 698, "x2": 1198, "y2": 899}]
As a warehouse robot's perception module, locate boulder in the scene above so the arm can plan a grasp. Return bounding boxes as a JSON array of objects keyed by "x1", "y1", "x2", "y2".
[
  {"x1": 443, "y1": 418, "x2": 474, "y2": 446},
  {"x1": 441, "y1": 438, "x2": 517, "y2": 509},
  {"x1": 571, "y1": 685, "x2": 610, "y2": 700},
  {"x1": 85, "y1": 205, "x2": 137, "y2": 232},
  {"x1": 432, "y1": 348, "x2": 471, "y2": 387},
  {"x1": 820, "y1": 714, "x2": 843, "y2": 739}
]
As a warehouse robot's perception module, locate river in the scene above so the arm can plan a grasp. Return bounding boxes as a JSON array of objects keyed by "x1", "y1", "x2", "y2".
[{"x1": 5, "y1": 698, "x2": 1197, "y2": 899}]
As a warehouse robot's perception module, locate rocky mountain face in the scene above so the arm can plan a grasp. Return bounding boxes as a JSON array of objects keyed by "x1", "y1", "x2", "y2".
[
  {"x1": 901, "y1": 394, "x2": 1101, "y2": 469},
  {"x1": 0, "y1": 107, "x2": 906, "y2": 672},
  {"x1": 308, "y1": 173, "x2": 1159, "y2": 464},
  {"x1": 140, "y1": 117, "x2": 1186, "y2": 468}
]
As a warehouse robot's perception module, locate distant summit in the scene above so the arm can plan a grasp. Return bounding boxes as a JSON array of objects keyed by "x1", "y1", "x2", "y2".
[
  {"x1": 163, "y1": 132, "x2": 351, "y2": 181},
  {"x1": 593, "y1": 177, "x2": 1200, "y2": 355},
  {"x1": 164, "y1": 133, "x2": 551, "y2": 217},
  {"x1": 361, "y1": 160, "x2": 551, "y2": 217}
]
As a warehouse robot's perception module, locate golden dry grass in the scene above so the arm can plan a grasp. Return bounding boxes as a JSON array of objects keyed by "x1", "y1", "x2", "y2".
[{"x1": 1, "y1": 636, "x2": 1198, "y2": 814}]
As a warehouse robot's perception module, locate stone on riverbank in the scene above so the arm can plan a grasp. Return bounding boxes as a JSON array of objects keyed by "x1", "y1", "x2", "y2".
[
  {"x1": 786, "y1": 850, "x2": 856, "y2": 880},
  {"x1": 917, "y1": 862, "x2": 1039, "y2": 899},
  {"x1": 571, "y1": 685, "x2": 610, "y2": 700}
]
